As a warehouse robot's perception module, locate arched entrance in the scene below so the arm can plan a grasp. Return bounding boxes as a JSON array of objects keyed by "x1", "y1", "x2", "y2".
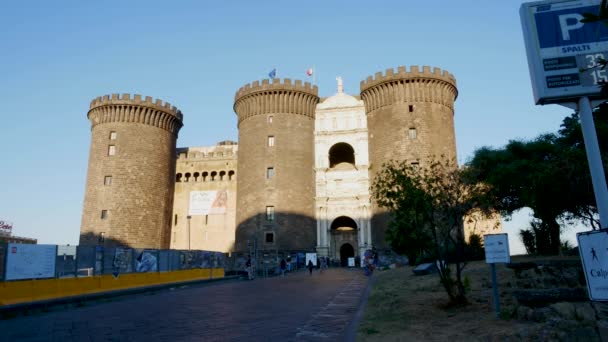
[
  {"x1": 340, "y1": 243, "x2": 355, "y2": 267},
  {"x1": 330, "y1": 216, "x2": 358, "y2": 266},
  {"x1": 328, "y1": 142, "x2": 355, "y2": 168}
]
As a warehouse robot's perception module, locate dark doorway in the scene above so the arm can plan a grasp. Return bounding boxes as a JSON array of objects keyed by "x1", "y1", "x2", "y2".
[{"x1": 340, "y1": 243, "x2": 355, "y2": 267}]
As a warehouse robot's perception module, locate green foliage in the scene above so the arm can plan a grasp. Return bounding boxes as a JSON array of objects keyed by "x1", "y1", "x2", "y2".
[
  {"x1": 466, "y1": 105, "x2": 608, "y2": 255},
  {"x1": 466, "y1": 234, "x2": 485, "y2": 261},
  {"x1": 372, "y1": 156, "x2": 491, "y2": 304},
  {"x1": 519, "y1": 229, "x2": 537, "y2": 255}
]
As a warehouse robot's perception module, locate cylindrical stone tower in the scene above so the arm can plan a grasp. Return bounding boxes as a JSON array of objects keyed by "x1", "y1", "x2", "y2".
[
  {"x1": 360, "y1": 66, "x2": 458, "y2": 249},
  {"x1": 79, "y1": 93, "x2": 183, "y2": 249},
  {"x1": 233, "y1": 78, "x2": 319, "y2": 252}
]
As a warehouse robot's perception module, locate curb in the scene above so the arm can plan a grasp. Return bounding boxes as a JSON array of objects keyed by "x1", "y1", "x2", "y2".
[
  {"x1": 0, "y1": 275, "x2": 240, "y2": 317},
  {"x1": 343, "y1": 272, "x2": 377, "y2": 341}
]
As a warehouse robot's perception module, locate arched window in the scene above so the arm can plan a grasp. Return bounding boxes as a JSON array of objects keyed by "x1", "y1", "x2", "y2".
[
  {"x1": 176, "y1": 173, "x2": 182, "y2": 182},
  {"x1": 228, "y1": 170, "x2": 235, "y2": 181},
  {"x1": 328, "y1": 143, "x2": 355, "y2": 168},
  {"x1": 202, "y1": 172, "x2": 208, "y2": 182},
  {"x1": 330, "y1": 216, "x2": 358, "y2": 231},
  {"x1": 184, "y1": 172, "x2": 191, "y2": 182},
  {"x1": 219, "y1": 171, "x2": 226, "y2": 181},
  {"x1": 210, "y1": 171, "x2": 217, "y2": 181},
  {"x1": 193, "y1": 172, "x2": 200, "y2": 182}
]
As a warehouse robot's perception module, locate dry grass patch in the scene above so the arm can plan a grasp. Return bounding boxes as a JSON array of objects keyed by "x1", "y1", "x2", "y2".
[{"x1": 357, "y1": 257, "x2": 600, "y2": 341}]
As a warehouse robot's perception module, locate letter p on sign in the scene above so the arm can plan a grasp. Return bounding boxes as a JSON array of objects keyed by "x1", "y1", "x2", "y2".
[{"x1": 559, "y1": 13, "x2": 585, "y2": 40}]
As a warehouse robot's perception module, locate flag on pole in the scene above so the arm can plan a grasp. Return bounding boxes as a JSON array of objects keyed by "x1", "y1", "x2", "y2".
[
  {"x1": 306, "y1": 68, "x2": 313, "y2": 76},
  {"x1": 269, "y1": 68, "x2": 277, "y2": 79}
]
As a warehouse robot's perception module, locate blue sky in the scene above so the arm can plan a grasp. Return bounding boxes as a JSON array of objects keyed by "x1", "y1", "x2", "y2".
[{"x1": 0, "y1": 1, "x2": 586, "y2": 254}]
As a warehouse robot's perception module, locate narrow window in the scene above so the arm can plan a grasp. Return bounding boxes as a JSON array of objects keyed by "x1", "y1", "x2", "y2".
[
  {"x1": 268, "y1": 136, "x2": 275, "y2": 147},
  {"x1": 409, "y1": 105, "x2": 414, "y2": 113},
  {"x1": 266, "y1": 167, "x2": 275, "y2": 179},
  {"x1": 266, "y1": 206, "x2": 275, "y2": 222},
  {"x1": 176, "y1": 173, "x2": 182, "y2": 182},
  {"x1": 109, "y1": 131, "x2": 117, "y2": 140},
  {"x1": 184, "y1": 172, "x2": 191, "y2": 182},
  {"x1": 265, "y1": 232, "x2": 274, "y2": 243},
  {"x1": 108, "y1": 145, "x2": 116, "y2": 156},
  {"x1": 268, "y1": 115, "x2": 273, "y2": 124},
  {"x1": 408, "y1": 128, "x2": 417, "y2": 140},
  {"x1": 101, "y1": 210, "x2": 108, "y2": 219},
  {"x1": 211, "y1": 171, "x2": 217, "y2": 181},
  {"x1": 193, "y1": 172, "x2": 200, "y2": 182},
  {"x1": 219, "y1": 171, "x2": 226, "y2": 181},
  {"x1": 104, "y1": 176, "x2": 112, "y2": 186},
  {"x1": 228, "y1": 170, "x2": 235, "y2": 181},
  {"x1": 174, "y1": 214, "x2": 178, "y2": 226}
]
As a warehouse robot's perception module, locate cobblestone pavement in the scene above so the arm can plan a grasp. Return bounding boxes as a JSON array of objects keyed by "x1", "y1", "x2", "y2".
[{"x1": 0, "y1": 268, "x2": 369, "y2": 342}]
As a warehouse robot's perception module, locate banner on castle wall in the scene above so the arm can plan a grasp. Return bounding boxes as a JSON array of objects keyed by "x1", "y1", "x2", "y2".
[
  {"x1": 188, "y1": 191, "x2": 227, "y2": 215},
  {"x1": 520, "y1": 0, "x2": 608, "y2": 104}
]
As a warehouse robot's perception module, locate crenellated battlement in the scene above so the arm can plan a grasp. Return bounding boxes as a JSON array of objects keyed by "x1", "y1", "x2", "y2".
[
  {"x1": 360, "y1": 66, "x2": 456, "y2": 93},
  {"x1": 87, "y1": 93, "x2": 184, "y2": 136},
  {"x1": 360, "y1": 66, "x2": 458, "y2": 112},
  {"x1": 235, "y1": 78, "x2": 318, "y2": 101},
  {"x1": 233, "y1": 78, "x2": 320, "y2": 125},
  {"x1": 90, "y1": 93, "x2": 183, "y2": 120}
]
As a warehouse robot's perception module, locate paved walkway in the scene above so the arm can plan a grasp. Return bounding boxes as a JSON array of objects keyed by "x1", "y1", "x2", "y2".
[{"x1": 0, "y1": 268, "x2": 369, "y2": 341}]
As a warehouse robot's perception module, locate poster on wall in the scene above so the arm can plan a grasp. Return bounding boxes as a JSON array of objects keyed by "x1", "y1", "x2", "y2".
[
  {"x1": 189, "y1": 191, "x2": 228, "y2": 215},
  {"x1": 5, "y1": 244, "x2": 57, "y2": 280}
]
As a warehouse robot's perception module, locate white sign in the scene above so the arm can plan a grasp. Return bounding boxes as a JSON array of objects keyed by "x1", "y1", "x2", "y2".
[
  {"x1": 188, "y1": 191, "x2": 228, "y2": 215},
  {"x1": 484, "y1": 234, "x2": 511, "y2": 264},
  {"x1": 347, "y1": 257, "x2": 355, "y2": 267},
  {"x1": 520, "y1": 0, "x2": 608, "y2": 104},
  {"x1": 305, "y1": 253, "x2": 317, "y2": 266},
  {"x1": 5, "y1": 244, "x2": 57, "y2": 280},
  {"x1": 577, "y1": 230, "x2": 608, "y2": 301}
]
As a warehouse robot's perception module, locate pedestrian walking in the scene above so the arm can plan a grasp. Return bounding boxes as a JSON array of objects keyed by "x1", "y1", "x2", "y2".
[
  {"x1": 246, "y1": 256, "x2": 254, "y2": 280},
  {"x1": 307, "y1": 260, "x2": 314, "y2": 275},
  {"x1": 280, "y1": 258, "x2": 287, "y2": 276}
]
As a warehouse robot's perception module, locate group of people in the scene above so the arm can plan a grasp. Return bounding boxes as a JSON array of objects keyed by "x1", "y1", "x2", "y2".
[
  {"x1": 307, "y1": 256, "x2": 330, "y2": 275},
  {"x1": 246, "y1": 250, "x2": 379, "y2": 279}
]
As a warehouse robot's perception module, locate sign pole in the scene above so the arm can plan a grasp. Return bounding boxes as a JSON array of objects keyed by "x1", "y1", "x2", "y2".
[
  {"x1": 578, "y1": 96, "x2": 608, "y2": 228},
  {"x1": 491, "y1": 263, "x2": 500, "y2": 318}
]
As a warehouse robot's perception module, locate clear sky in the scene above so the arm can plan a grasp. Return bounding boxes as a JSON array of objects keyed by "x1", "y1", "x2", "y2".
[{"x1": 0, "y1": 1, "x2": 588, "y2": 254}]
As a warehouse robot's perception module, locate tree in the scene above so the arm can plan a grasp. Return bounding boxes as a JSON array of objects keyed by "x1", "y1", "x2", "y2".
[
  {"x1": 466, "y1": 104, "x2": 608, "y2": 254},
  {"x1": 372, "y1": 157, "x2": 489, "y2": 304}
]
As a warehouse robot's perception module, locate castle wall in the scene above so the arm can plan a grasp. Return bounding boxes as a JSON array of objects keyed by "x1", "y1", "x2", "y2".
[
  {"x1": 171, "y1": 144, "x2": 238, "y2": 252},
  {"x1": 79, "y1": 94, "x2": 182, "y2": 249},
  {"x1": 233, "y1": 79, "x2": 319, "y2": 252},
  {"x1": 360, "y1": 66, "x2": 458, "y2": 249}
]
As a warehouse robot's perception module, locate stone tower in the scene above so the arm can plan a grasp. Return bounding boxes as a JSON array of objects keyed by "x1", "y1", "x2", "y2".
[
  {"x1": 79, "y1": 94, "x2": 183, "y2": 249},
  {"x1": 360, "y1": 66, "x2": 458, "y2": 249},
  {"x1": 233, "y1": 79, "x2": 319, "y2": 252}
]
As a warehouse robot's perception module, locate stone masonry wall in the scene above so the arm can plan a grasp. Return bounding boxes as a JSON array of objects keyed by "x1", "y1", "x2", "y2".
[
  {"x1": 360, "y1": 66, "x2": 458, "y2": 249},
  {"x1": 79, "y1": 94, "x2": 182, "y2": 249},
  {"x1": 234, "y1": 79, "x2": 319, "y2": 252}
]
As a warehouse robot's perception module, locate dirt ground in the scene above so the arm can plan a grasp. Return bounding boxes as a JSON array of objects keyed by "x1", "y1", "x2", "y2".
[{"x1": 357, "y1": 256, "x2": 602, "y2": 341}]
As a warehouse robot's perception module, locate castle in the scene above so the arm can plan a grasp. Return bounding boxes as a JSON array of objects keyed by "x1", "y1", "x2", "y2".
[{"x1": 79, "y1": 65, "x2": 499, "y2": 265}]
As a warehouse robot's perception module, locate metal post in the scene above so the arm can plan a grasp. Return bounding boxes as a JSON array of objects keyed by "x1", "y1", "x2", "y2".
[
  {"x1": 187, "y1": 215, "x2": 192, "y2": 250},
  {"x1": 491, "y1": 263, "x2": 500, "y2": 319},
  {"x1": 578, "y1": 97, "x2": 608, "y2": 228}
]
